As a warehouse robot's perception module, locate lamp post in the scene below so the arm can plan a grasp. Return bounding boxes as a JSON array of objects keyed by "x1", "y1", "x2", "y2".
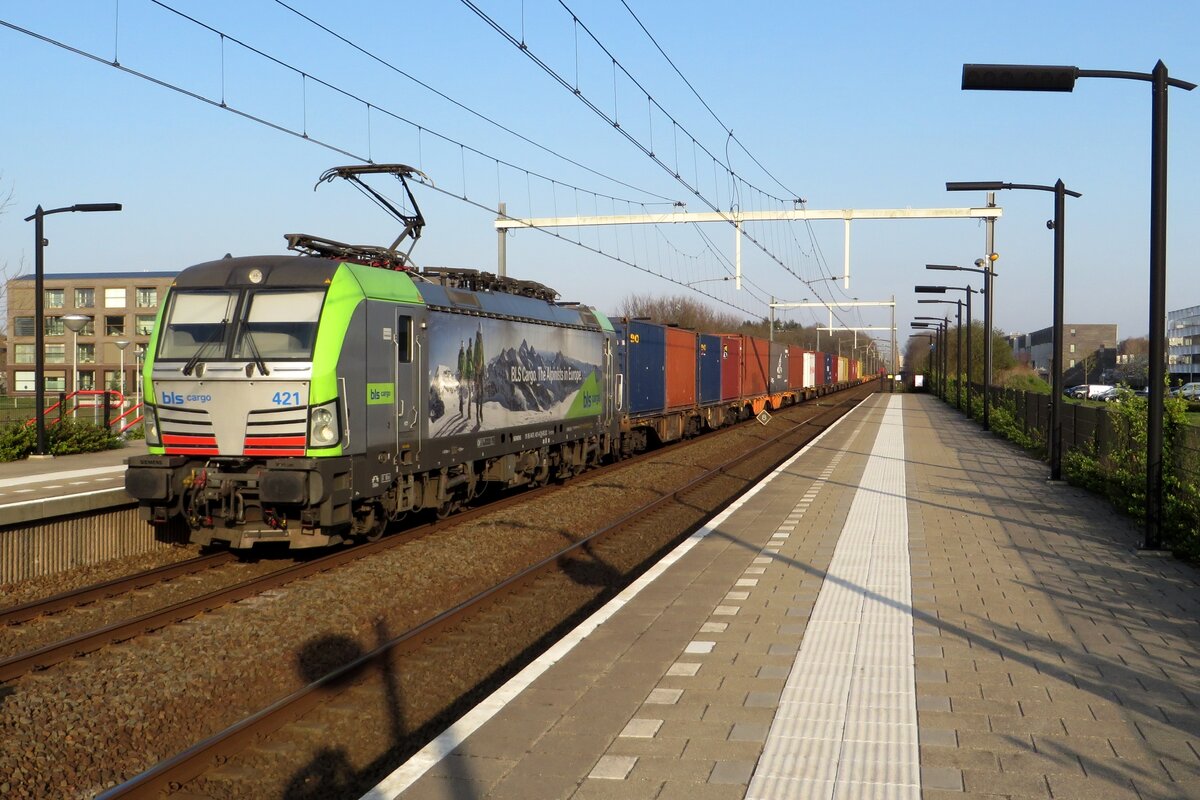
[
  {"x1": 62, "y1": 314, "x2": 90, "y2": 417},
  {"x1": 916, "y1": 317, "x2": 949, "y2": 398},
  {"x1": 22, "y1": 202, "x2": 122, "y2": 456},
  {"x1": 917, "y1": 283, "x2": 975, "y2": 413},
  {"x1": 947, "y1": 180, "x2": 1081, "y2": 481},
  {"x1": 135, "y1": 345, "x2": 145, "y2": 414},
  {"x1": 910, "y1": 331, "x2": 937, "y2": 391},
  {"x1": 961, "y1": 63, "x2": 1194, "y2": 547},
  {"x1": 919, "y1": 298, "x2": 963, "y2": 409},
  {"x1": 115, "y1": 339, "x2": 131, "y2": 408},
  {"x1": 927, "y1": 264, "x2": 993, "y2": 424}
]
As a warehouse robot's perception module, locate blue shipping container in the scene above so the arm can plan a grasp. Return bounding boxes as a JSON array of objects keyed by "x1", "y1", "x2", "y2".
[
  {"x1": 697, "y1": 334, "x2": 722, "y2": 405},
  {"x1": 623, "y1": 319, "x2": 666, "y2": 415},
  {"x1": 823, "y1": 352, "x2": 834, "y2": 385}
]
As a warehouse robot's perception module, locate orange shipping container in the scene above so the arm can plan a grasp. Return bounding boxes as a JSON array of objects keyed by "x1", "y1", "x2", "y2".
[
  {"x1": 741, "y1": 335, "x2": 770, "y2": 397},
  {"x1": 788, "y1": 347, "x2": 805, "y2": 391},
  {"x1": 665, "y1": 327, "x2": 698, "y2": 409}
]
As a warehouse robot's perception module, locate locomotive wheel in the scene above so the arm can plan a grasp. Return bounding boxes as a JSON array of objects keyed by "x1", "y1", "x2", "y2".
[
  {"x1": 356, "y1": 504, "x2": 386, "y2": 543},
  {"x1": 435, "y1": 499, "x2": 461, "y2": 519}
]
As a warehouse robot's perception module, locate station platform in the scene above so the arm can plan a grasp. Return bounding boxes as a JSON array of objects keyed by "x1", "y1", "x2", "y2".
[
  {"x1": 366, "y1": 392, "x2": 1200, "y2": 800},
  {"x1": 0, "y1": 440, "x2": 144, "y2": 525}
]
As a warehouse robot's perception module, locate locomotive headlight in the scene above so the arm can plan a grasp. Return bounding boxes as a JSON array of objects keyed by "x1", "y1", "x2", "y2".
[
  {"x1": 144, "y1": 406, "x2": 161, "y2": 446},
  {"x1": 308, "y1": 401, "x2": 340, "y2": 447}
]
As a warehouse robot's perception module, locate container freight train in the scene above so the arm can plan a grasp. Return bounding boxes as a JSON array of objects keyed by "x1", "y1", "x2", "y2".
[{"x1": 124, "y1": 166, "x2": 864, "y2": 550}]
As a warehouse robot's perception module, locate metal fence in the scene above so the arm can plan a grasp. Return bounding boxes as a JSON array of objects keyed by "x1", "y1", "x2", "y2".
[{"x1": 966, "y1": 382, "x2": 1200, "y2": 484}]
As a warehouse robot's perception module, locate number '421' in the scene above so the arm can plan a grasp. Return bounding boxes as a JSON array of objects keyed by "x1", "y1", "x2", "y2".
[{"x1": 272, "y1": 391, "x2": 301, "y2": 406}]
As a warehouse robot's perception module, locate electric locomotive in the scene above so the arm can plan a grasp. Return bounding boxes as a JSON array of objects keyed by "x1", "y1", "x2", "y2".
[{"x1": 125, "y1": 166, "x2": 618, "y2": 548}]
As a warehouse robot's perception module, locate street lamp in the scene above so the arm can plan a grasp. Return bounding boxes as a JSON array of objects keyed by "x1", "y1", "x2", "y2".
[
  {"x1": 917, "y1": 282, "x2": 976, "y2": 413},
  {"x1": 910, "y1": 328, "x2": 939, "y2": 393},
  {"x1": 114, "y1": 339, "x2": 131, "y2": 408},
  {"x1": 22, "y1": 202, "x2": 122, "y2": 456},
  {"x1": 961, "y1": 61, "x2": 1195, "y2": 549},
  {"x1": 947, "y1": 180, "x2": 1081, "y2": 481},
  {"x1": 62, "y1": 314, "x2": 90, "y2": 417},
  {"x1": 927, "y1": 262, "x2": 997, "y2": 428},
  {"x1": 918, "y1": 298, "x2": 963, "y2": 410},
  {"x1": 913, "y1": 318, "x2": 948, "y2": 398}
]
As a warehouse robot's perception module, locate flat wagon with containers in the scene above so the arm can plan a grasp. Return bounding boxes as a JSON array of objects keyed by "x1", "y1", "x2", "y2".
[{"x1": 124, "y1": 166, "x2": 865, "y2": 550}]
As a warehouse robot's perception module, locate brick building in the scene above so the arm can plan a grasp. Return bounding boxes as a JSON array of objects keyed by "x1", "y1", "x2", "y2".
[{"x1": 6, "y1": 271, "x2": 177, "y2": 399}]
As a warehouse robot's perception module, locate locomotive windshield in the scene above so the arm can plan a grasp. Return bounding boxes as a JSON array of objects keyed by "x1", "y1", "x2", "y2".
[
  {"x1": 157, "y1": 290, "x2": 238, "y2": 360},
  {"x1": 232, "y1": 290, "x2": 324, "y2": 360},
  {"x1": 157, "y1": 288, "x2": 326, "y2": 362}
]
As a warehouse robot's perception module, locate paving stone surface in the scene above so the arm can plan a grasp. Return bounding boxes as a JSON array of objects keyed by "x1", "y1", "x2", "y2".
[{"x1": 384, "y1": 393, "x2": 1200, "y2": 799}]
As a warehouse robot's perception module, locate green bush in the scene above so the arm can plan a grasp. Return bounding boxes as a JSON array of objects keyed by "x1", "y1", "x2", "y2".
[
  {"x1": 0, "y1": 419, "x2": 122, "y2": 462},
  {"x1": 0, "y1": 423, "x2": 36, "y2": 461},
  {"x1": 49, "y1": 418, "x2": 122, "y2": 456}
]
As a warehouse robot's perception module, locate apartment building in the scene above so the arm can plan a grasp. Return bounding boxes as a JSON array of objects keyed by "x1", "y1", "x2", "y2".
[{"x1": 6, "y1": 271, "x2": 177, "y2": 398}]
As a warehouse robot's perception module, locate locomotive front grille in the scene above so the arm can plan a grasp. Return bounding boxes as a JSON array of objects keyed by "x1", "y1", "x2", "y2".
[
  {"x1": 243, "y1": 406, "x2": 309, "y2": 456},
  {"x1": 159, "y1": 406, "x2": 218, "y2": 455}
]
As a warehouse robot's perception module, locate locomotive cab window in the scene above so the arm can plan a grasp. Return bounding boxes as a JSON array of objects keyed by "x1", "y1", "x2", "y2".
[
  {"x1": 397, "y1": 316, "x2": 412, "y2": 363},
  {"x1": 157, "y1": 291, "x2": 239, "y2": 360},
  {"x1": 234, "y1": 290, "x2": 325, "y2": 360}
]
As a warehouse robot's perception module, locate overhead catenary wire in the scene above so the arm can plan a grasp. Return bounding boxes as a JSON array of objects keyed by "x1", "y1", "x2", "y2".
[
  {"x1": 456, "y1": 0, "x2": 828, "y2": 293},
  {"x1": 0, "y1": 11, "x2": 766, "y2": 318}
]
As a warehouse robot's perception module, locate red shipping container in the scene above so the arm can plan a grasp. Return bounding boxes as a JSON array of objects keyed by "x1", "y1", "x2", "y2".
[
  {"x1": 741, "y1": 335, "x2": 770, "y2": 397},
  {"x1": 788, "y1": 347, "x2": 805, "y2": 391},
  {"x1": 720, "y1": 334, "x2": 742, "y2": 401},
  {"x1": 665, "y1": 327, "x2": 698, "y2": 409}
]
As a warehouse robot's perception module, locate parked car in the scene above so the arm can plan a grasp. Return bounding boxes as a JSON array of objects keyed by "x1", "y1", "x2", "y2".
[
  {"x1": 1170, "y1": 382, "x2": 1200, "y2": 400},
  {"x1": 1066, "y1": 384, "x2": 1114, "y2": 400}
]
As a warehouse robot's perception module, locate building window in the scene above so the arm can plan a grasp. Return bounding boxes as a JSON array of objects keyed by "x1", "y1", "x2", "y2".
[
  {"x1": 78, "y1": 370, "x2": 95, "y2": 391},
  {"x1": 1069, "y1": 344, "x2": 1076, "y2": 353},
  {"x1": 135, "y1": 314, "x2": 156, "y2": 336},
  {"x1": 106, "y1": 315, "x2": 126, "y2": 336},
  {"x1": 14, "y1": 317, "x2": 35, "y2": 337},
  {"x1": 45, "y1": 317, "x2": 65, "y2": 337},
  {"x1": 135, "y1": 287, "x2": 158, "y2": 308},
  {"x1": 1069, "y1": 359, "x2": 1076, "y2": 368},
  {"x1": 13, "y1": 344, "x2": 35, "y2": 364},
  {"x1": 105, "y1": 371, "x2": 124, "y2": 391},
  {"x1": 105, "y1": 288, "x2": 126, "y2": 308},
  {"x1": 77, "y1": 318, "x2": 96, "y2": 336},
  {"x1": 77, "y1": 343, "x2": 96, "y2": 364},
  {"x1": 45, "y1": 289, "x2": 64, "y2": 309},
  {"x1": 75, "y1": 288, "x2": 95, "y2": 308},
  {"x1": 16, "y1": 371, "x2": 65, "y2": 392},
  {"x1": 45, "y1": 344, "x2": 65, "y2": 364}
]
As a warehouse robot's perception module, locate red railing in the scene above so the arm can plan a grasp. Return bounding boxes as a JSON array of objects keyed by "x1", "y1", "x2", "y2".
[{"x1": 26, "y1": 389, "x2": 142, "y2": 432}]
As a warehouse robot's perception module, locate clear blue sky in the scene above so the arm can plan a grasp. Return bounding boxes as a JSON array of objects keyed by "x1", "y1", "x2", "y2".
[{"x1": 2, "y1": 1, "x2": 1198, "y2": 357}]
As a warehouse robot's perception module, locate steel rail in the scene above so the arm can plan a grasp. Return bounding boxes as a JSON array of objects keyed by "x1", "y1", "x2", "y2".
[
  {"x1": 97, "y1": 384, "x2": 870, "y2": 798},
  {"x1": 0, "y1": 552, "x2": 236, "y2": 626}
]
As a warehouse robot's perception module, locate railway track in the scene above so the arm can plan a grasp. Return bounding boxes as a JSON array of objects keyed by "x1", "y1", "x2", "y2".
[
  {"x1": 0, "y1": 552, "x2": 236, "y2": 627},
  {"x1": 95, "y1": 383, "x2": 872, "y2": 799}
]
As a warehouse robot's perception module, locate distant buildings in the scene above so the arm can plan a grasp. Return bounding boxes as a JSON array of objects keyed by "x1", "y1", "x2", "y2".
[
  {"x1": 1168, "y1": 304, "x2": 1200, "y2": 384},
  {"x1": 5, "y1": 271, "x2": 177, "y2": 398},
  {"x1": 1007, "y1": 323, "x2": 1118, "y2": 384}
]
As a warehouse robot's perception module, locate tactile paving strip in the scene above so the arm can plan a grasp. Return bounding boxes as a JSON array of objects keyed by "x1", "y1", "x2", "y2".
[{"x1": 746, "y1": 395, "x2": 918, "y2": 800}]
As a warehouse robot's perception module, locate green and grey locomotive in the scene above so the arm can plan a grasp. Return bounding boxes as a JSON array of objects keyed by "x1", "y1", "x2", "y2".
[{"x1": 125, "y1": 166, "x2": 618, "y2": 549}]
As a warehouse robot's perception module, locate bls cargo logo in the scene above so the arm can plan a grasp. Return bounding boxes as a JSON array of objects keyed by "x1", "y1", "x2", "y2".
[{"x1": 161, "y1": 391, "x2": 212, "y2": 405}]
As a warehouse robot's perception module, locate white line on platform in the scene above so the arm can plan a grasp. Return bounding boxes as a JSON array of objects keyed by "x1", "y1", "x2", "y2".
[
  {"x1": 360, "y1": 400, "x2": 864, "y2": 800},
  {"x1": 0, "y1": 464, "x2": 125, "y2": 489}
]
